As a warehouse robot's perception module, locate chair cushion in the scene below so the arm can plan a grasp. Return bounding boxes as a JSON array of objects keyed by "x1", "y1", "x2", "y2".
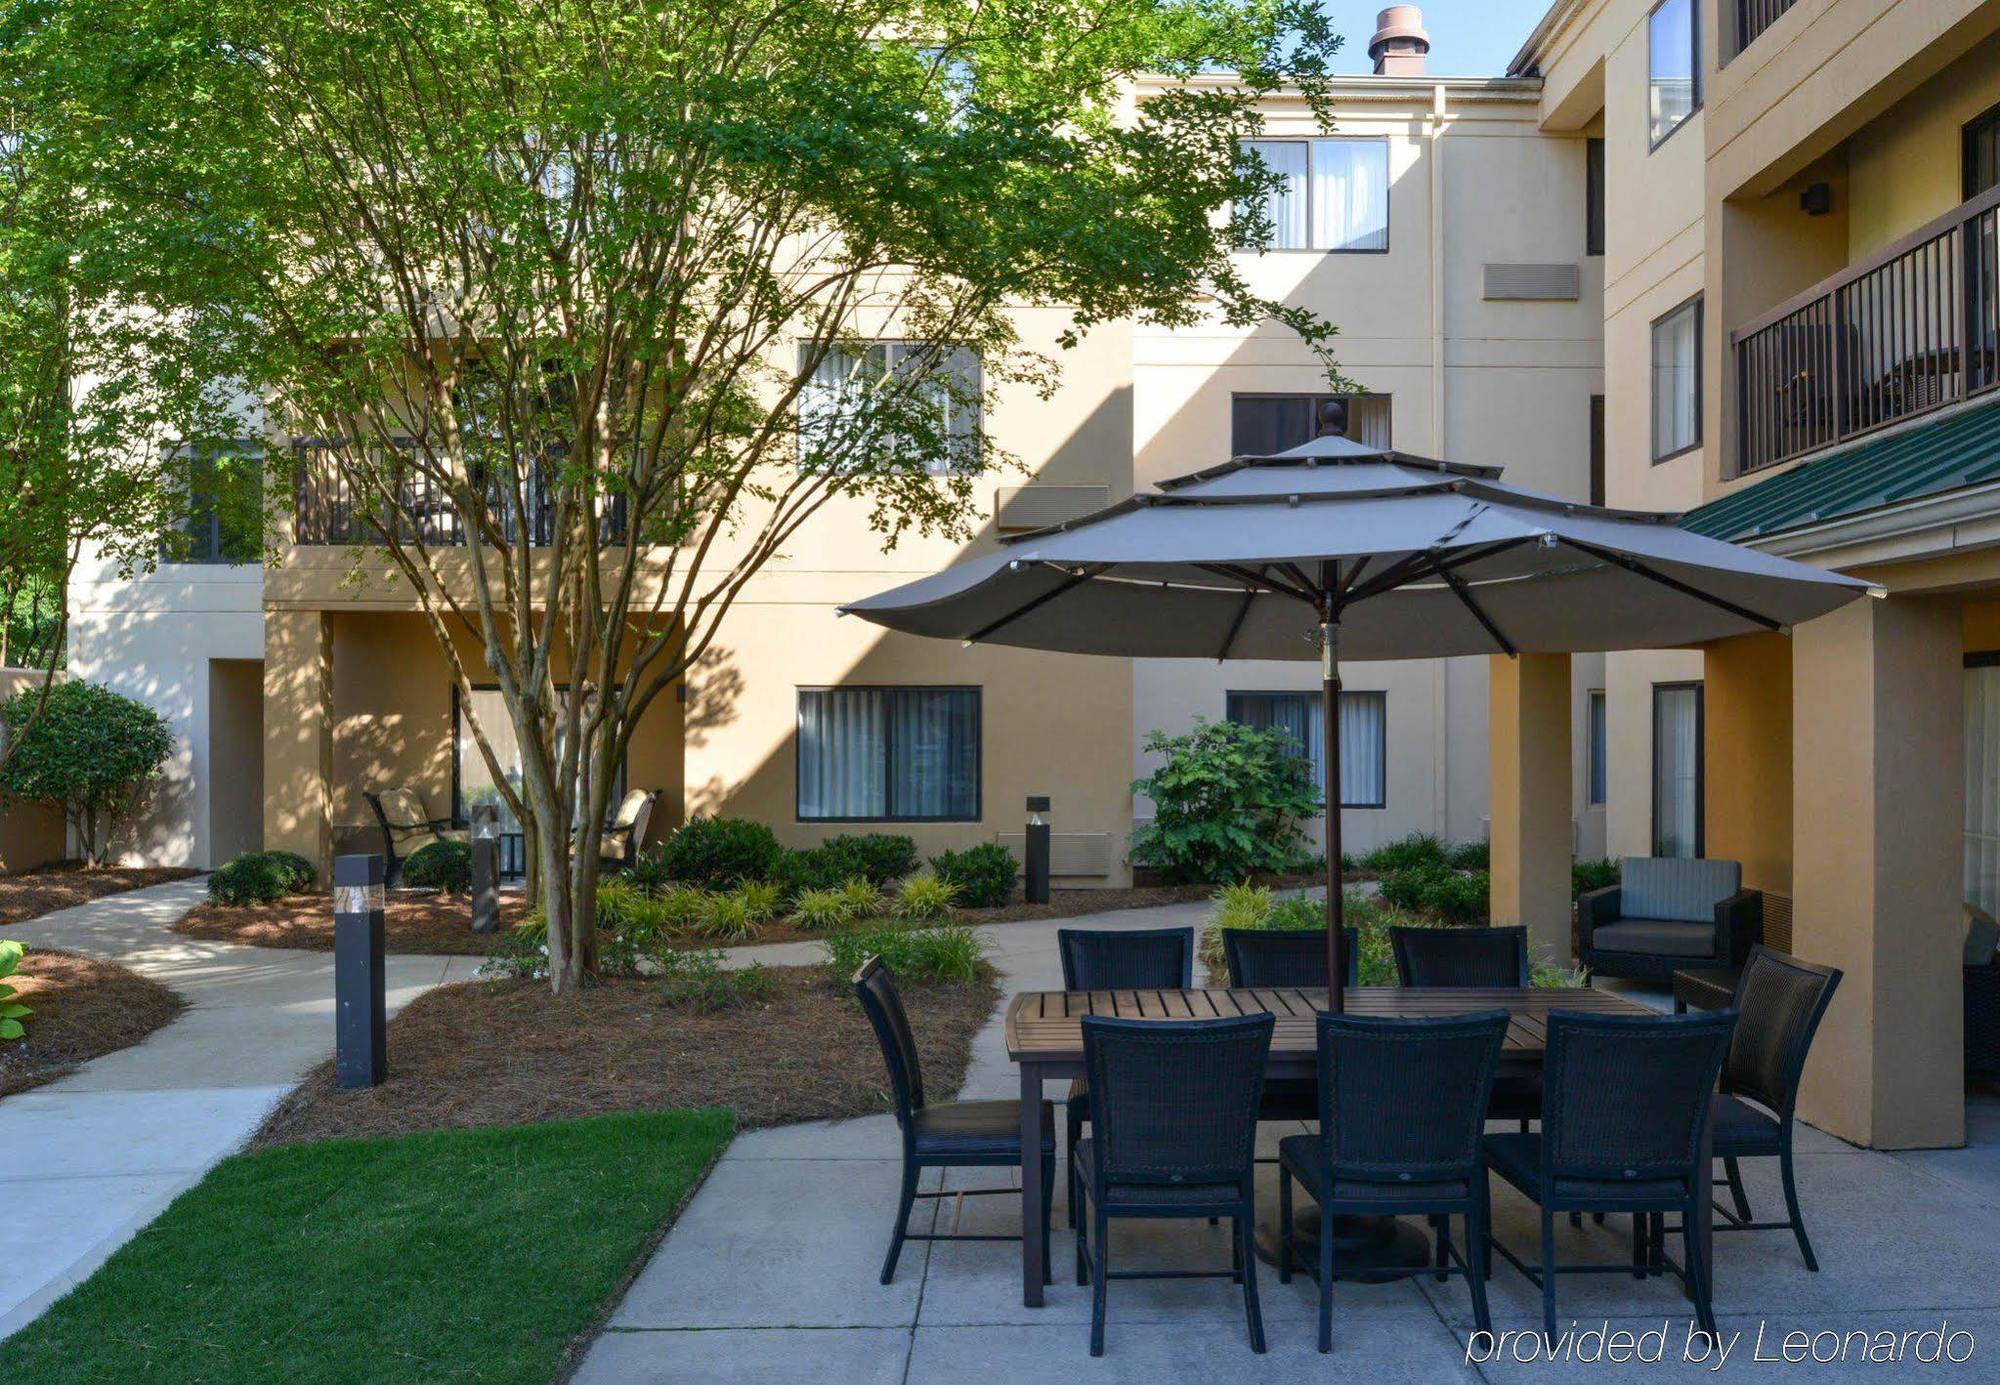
[
  {"x1": 1483, "y1": 1131, "x2": 1687, "y2": 1206},
  {"x1": 1074, "y1": 1140, "x2": 1241, "y2": 1207},
  {"x1": 911, "y1": 1099, "x2": 1056, "y2": 1158},
  {"x1": 1709, "y1": 1093, "x2": 1782, "y2": 1156},
  {"x1": 1621, "y1": 857, "x2": 1740, "y2": 923},
  {"x1": 1276, "y1": 1135, "x2": 1470, "y2": 1205},
  {"x1": 1966, "y1": 904, "x2": 2000, "y2": 966},
  {"x1": 1591, "y1": 920, "x2": 1718, "y2": 958},
  {"x1": 611, "y1": 788, "x2": 652, "y2": 830},
  {"x1": 376, "y1": 786, "x2": 432, "y2": 832}
]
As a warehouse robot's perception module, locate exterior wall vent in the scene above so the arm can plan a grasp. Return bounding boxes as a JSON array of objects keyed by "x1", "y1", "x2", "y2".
[
  {"x1": 996, "y1": 831, "x2": 1112, "y2": 877},
  {"x1": 995, "y1": 484, "x2": 1111, "y2": 532},
  {"x1": 1482, "y1": 263, "x2": 1581, "y2": 301}
]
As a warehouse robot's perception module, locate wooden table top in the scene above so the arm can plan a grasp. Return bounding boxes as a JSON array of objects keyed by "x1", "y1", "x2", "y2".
[{"x1": 1005, "y1": 986, "x2": 1654, "y2": 1062}]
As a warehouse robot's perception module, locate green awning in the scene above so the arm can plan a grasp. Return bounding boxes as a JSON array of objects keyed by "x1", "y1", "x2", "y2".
[{"x1": 1680, "y1": 400, "x2": 2000, "y2": 542}]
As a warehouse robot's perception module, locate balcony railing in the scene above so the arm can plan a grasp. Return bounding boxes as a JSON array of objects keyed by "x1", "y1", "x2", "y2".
[
  {"x1": 1733, "y1": 183, "x2": 2000, "y2": 474},
  {"x1": 293, "y1": 440, "x2": 628, "y2": 547},
  {"x1": 1734, "y1": 0, "x2": 1797, "y2": 59}
]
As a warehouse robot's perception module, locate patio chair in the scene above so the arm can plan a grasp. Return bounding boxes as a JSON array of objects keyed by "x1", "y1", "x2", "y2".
[
  {"x1": 1704, "y1": 946, "x2": 1843, "y2": 1270},
  {"x1": 1222, "y1": 927, "x2": 1356, "y2": 1130},
  {"x1": 363, "y1": 785, "x2": 460, "y2": 887},
  {"x1": 1277, "y1": 1009, "x2": 1509, "y2": 1352},
  {"x1": 1075, "y1": 1011, "x2": 1273, "y2": 1357},
  {"x1": 1483, "y1": 1008, "x2": 1738, "y2": 1348},
  {"x1": 1578, "y1": 857, "x2": 1762, "y2": 983},
  {"x1": 596, "y1": 788, "x2": 658, "y2": 868},
  {"x1": 1390, "y1": 925, "x2": 1537, "y2": 1131},
  {"x1": 1058, "y1": 927, "x2": 1194, "y2": 1229},
  {"x1": 853, "y1": 958, "x2": 1055, "y2": 1285}
]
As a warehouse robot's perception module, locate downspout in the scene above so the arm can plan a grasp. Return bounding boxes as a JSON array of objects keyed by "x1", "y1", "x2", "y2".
[{"x1": 1430, "y1": 80, "x2": 1451, "y2": 839}]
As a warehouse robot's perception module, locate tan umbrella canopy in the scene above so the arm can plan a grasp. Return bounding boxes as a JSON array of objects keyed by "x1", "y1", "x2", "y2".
[{"x1": 843, "y1": 432, "x2": 1872, "y2": 1004}]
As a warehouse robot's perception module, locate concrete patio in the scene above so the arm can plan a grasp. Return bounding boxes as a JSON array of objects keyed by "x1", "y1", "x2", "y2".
[{"x1": 576, "y1": 903, "x2": 2000, "y2": 1382}]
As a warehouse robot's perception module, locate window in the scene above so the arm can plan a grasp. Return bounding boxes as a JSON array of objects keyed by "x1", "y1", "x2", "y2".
[
  {"x1": 797, "y1": 340, "x2": 981, "y2": 475},
  {"x1": 1648, "y1": 0, "x2": 1701, "y2": 148},
  {"x1": 1236, "y1": 139, "x2": 1389, "y2": 252},
  {"x1": 1587, "y1": 690, "x2": 1607, "y2": 806},
  {"x1": 1230, "y1": 394, "x2": 1391, "y2": 455},
  {"x1": 1965, "y1": 100, "x2": 2000, "y2": 199},
  {"x1": 453, "y1": 687, "x2": 623, "y2": 840},
  {"x1": 1589, "y1": 394, "x2": 1606, "y2": 505},
  {"x1": 1651, "y1": 682, "x2": 1703, "y2": 858},
  {"x1": 797, "y1": 687, "x2": 980, "y2": 821},
  {"x1": 171, "y1": 447, "x2": 263, "y2": 565},
  {"x1": 1650, "y1": 296, "x2": 1702, "y2": 460},
  {"x1": 1585, "y1": 138, "x2": 1605, "y2": 256},
  {"x1": 1966, "y1": 656, "x2": 2000, "y2": 913},
  {"x1": 1225, "y1": 690, "x2": 1387, "y2": 809}
]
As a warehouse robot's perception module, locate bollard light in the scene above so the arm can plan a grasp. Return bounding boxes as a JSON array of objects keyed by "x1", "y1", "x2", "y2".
[
  {"x1": 470, "y1": 804, "x2": 500, "y2": 934},
  {"x1": 333, "y1": 853, "x2": 387, "y2": 1089},
  {"x1": 1024, "y1": 795, "x2": 1051, "y2": 905}
]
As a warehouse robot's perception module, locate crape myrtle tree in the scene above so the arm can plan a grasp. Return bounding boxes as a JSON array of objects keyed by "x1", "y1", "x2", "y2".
[{"x1": 24, "y1": 0, "x2": 1350, "y2": 990}]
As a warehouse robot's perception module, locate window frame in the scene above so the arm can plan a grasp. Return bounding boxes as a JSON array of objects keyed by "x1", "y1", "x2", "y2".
[
  {"x1": 450, "y1": 684, "x2": 627, "y2": 829},
  {"x1": 794, "y1": 684, "x2": 983, "y2": 824},
  {"x1": 1646, "y1": 0, "x2": 1703, "y2": 153},
  {"x1": 1649, "y1": 294, "x2": 1704, "y2": 463},
  {"x1": 1964, "y1": 98, "x2": 2000, "y2": 199},
  {"x1": 1223, "y1": 688, "x2": 1388, "y2": 810},
  {"x1": 167, "y1": 441, "x2": 265, "y2": 566},
  {"x1": 1586, "y1": 688, "x2": 1608, "y2": 807},
  {"x1": 794, "y1": 339, "x2": 983, "y2": 477},
  {"x1": 1585, "y1": 137, "x2": 1606, "y2": 256},
  {"x1": 1229, "y1": 392, "x2": 1391, "y2": 455},
  {"x1": 1650, "y1": 680, "x2": 1705, "y2": 859},
  {"x1": 1234, "y1": 137, "x2": 1391, "y2": 255}
]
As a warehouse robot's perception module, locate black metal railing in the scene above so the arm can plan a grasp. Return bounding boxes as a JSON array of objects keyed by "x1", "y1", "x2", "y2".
[
  {"x1": 1733, "y1": 183, "x2": 2000, "y2": 474},
  {"x1": 1734, "y1": 0, "x2": 1798, "y2": 59},
  {"x1": 293, "y1": 439, "x2": 629, "y2": 546}
]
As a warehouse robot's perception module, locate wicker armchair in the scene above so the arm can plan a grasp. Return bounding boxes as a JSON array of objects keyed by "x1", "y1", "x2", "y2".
[
  {"x1": 1390, "y1": 926, "x2": 1537, "y2": 1130},
  {"x1": 1277, "y1": 1009, "x2": 1509, "y2": 1353},
  {"x1": 1075, "y1": 1012, "x2": 1273, "y2": 1357},
  {"x1": 1579, "y1": 857, "x2": 1762, "y2": 983}
]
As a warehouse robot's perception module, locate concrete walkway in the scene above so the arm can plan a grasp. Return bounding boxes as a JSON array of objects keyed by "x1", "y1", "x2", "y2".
[
  {"x1": 578, "y1": 904, "x2": 2000, "y2": 1383},
  {"x1": 0, "y1": 879, "x2": 478, "y2": 1337}
]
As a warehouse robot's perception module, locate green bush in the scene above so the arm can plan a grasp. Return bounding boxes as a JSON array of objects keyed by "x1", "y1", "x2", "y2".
[
  {"x1": 0, "y1": 680, "x2": 174, "y2": 866},
  {"x1": 1446, "y1": 839, "x2": 1490, "y2": 872},
  {"x1": 929, "y1": 843, "x2": 1018, "y2": 908},
  {"x1": 208, "y1": 852, "x2": 292, "y2": 907},
  {"x1": 403, "y1": 839, "x2": 472, "y2": 891},
  {"x1": 820, "y1": 833, "x2": 919, "y2": 886},
  {"x1": 656, "y1": 949, "x2": 773, "y2": 1012},
  {"x1": 1129, "y1": 717, "x2": 1322, "y2": 885},
  {"x1": 821, "y1": 924, "x2": 985, "y2": 984},
  {"x1": 732, "y1": 880, "x2": 782, "y2": 924},
  {"x1": 771, "y1": 846, "x2": 844, "y2": 898},
  {"x1": 838, "y1": 876, "x2": 883, "y2": 919},
  {"x1": 893, "y1": 872, "x2": 958, "y2": 921},
  {"x1": 1, "y1": 939, "x2": 31, "y2": 1041},
  {"x1": 657, "y1": 885, "x2": 710, "y2": 932},
  {"x1": 1362, "y1": 832, "x2": 1449, "y2": 873},
  {"x1": 1198, "y1": 884, "x2": 1395, "y2": 983},
  {"x1": 790, "y1": 886, "x2": 856, "y2": 931},
  {"x1": 261, "y1": 850, "x2": 317, "y2": 891},
  {"x1": 695, "y1": 892, "x2": 755, "y2": 941},
  {"x1": 1573, "y1": 857, "x2": 1621, "y2": 897},
  {"x1": 657, "y1": 816, "x2": 783, "y2": 890},
  {"x1": 621, "y1": 849, "x2": 675, "y2": 895},
  {"x1": 1377, "y1": 862, "x2": 1490, "y2": 925}
]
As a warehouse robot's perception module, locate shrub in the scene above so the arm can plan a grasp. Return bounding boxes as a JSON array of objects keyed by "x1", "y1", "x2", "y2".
[
  {"x1": 261, "y1": 850, "x2": 317, "y2": 892},
  {"x1": 1128, "y1": 717, "x2": 1321, "y2": 885},
  {"x1": 594, "y1": 877, "x2": 654, "y2": 933},
  {"x1": 1362, "y1": 832, "x2": 1449, "y2": 874},
  {"x1": 695, "y1": 892, "x2": 755, "y2": 941},
  {"x1": 771, "y1": 846, "x2": 844, "y2": 898},
  {"x1": 820, "y1": 833, "x2": 919, "y2": 886},
  {"x1": 208, "y1": 852, "x2": 291, "y2": 907},
  {"x1": 657, "y1": 815, "x2": 783, "y2": 890},
  {"x1": 0, "y1": 680, "x2": 174, "y2": 866},
  {"x1": 657, "y1": 949, "x2": 773, "y2": 1012},
  {"x1": 657, "y1": 885, "x2": 710, "y2": 932},
  {"x1": 622, "y1": 849, "x2": 675, "y2": 895},
  {"x1": 790, "y1": 887, "x2": 855, "y2": 931},
  {"x1": 893, "y1": 872, "x2": 958, "y2": 921},
  {"x1": 732, "y1": 880, "x2": 782, "y2": 924},
  {"x1": 0, "y1": 939, "x2": 31, "y2": 1041},
  {"x1": 838, "y1": 876, "x2": 883, "y2": 919},
  {"x1": 596, "y1": 878, "x2": 672, "y2": 950},
  {"x1": 822, "y1": 924, "x2": 985, "y2": 984},
  {"x1": 404, "y1": 839, "x2": 472, "y2": 891},
  {"x1": 1446, "y1": 839, "x2": 1490, "y2": 872},
  {"x1": 1572, "y1": 857, "x2": 1621, "y2": 897},
  {"x1": 1198, "y1": 883, "x2": 1330, "y2": 975},
  {"x1": 929, "y1": 843, "x2": 1018, "y2": 908},
  {"x1": 1377, "y1": 863, "x2": 1490, "y2": 925},
  {"x1": 1375, "y1": 863, "x2": 1438, "y2": 913}
]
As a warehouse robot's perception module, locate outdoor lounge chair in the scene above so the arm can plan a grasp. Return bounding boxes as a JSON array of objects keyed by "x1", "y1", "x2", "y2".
[
  {"x1": 597, "y1": 788, "x2": 657, "y2": 867},
  {"x1": 364, "y1": 785, "x2": 460, "y2": 887},
  {"x1": 854, "y1": 958, "x2": 1054, "y2": 1286},
  {"x1": 1578, "y1": 857, "x2": 1762, "y2": 983},
  {"x1": 1277, "y1": 1009, "x2": 1508, "y2": 1352},
  {"x1": 1075, "y1": 1011, "x2": 1273, "y2": 1357}
]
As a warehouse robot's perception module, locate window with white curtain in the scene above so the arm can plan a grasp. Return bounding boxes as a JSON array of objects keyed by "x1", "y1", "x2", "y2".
[
  {"x1": 796, "y1": 340, "x2": 981, "y2": 474},
  {"x1": 1587, "y1": 690, "x2": 1608, "y2": 807},
  {"x1": 1647, "y1": 0, "x2": 1700, "y2": 148},
  {"x1": 1235, "y1": 139, "x2": 1388, "y2": 252},
  {"x1": 1651, "y1": 297, "x2": 1701, "y2": 460},
  {"x1": 1225, "y1": 690, "x2": 1387, "y2": 809},
  {"x1": 797, "y1": 687, "x2": 981, "y2": 821},
  {"x1": 453, "y1": 687, "x2": 624, "y2": 837},
  {"x1": 1229, "y1": 394, "x2": 1392, "y2": 455},
  {"x1": 1965, "y1": 661, "x2": 2000, "y2": 913},
  {"x1": 1651, "y1": 682, "x2": 1703, "y2": 858}
]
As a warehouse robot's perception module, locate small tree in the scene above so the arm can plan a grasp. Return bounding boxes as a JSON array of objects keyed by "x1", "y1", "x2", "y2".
[
  {"x1": 0, "y1": 682, "x2": 173, "y2": 866},
  {"x1": 1131, "y1": 717, "x2": 1322, "y2": 885}
]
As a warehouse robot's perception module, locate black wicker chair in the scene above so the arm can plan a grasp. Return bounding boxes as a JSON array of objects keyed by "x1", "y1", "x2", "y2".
[
  {"x1": 1075, "y1": 1012, "x2": 1274, "y2": 1357},
  {"x1": 854, "y1": 958, "x2": 1055, "y2": 1285},
  {"x1": 1390, "y1": 926, "x2": 1538, "y2": 1130},
  {"x1": 1058, "y1": 927, "x2": 1194, "y2": 1228},
  {"x1": 1704, "y1": 946, "x2": 1842, "y2": 1270},
  {"x1": 1277, "y1": 1009, "x2": 1509, "y2": 1353},
  {"x1": 1484, "y1": 1008, "x2": 1738, "y2": 1347},
  {"x1": 1222, "y1": 928, "x2": 1356, "y2": 1130}
]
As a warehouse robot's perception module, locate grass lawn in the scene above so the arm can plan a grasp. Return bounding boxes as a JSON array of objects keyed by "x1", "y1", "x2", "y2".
[{"x1": 5, "y1": 1109, "x2": 735, "y2": 1383}]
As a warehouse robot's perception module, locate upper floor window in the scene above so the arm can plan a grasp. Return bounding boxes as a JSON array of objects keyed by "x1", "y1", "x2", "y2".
[
  {"x1": 1650, "y1": 296, "x2": 1702, "y2": 461},
  {"x1": 1966, "y1": 100, "x2": 2000, "y2": 198},
  {"x1": 1585, "y1": 138, "x2": 1605, "y2": 255},
  {"x1": 1648, "y1": 0, "x2": 1701, "y2": 148},
  {"x1": 169, "y1": 446, "x2": 263, "y2": 565},
  {"x1": 797, "y1": 686, "x2": 981, "y2": 822},
  {"x1": 797, "y1": 340, "x2": 981, "y2": 475},
  {"x1": 1230, "y1": 393, "x2": 1391, "y2": 455},
  {"x1": 1236, "y1": 139, "x2": 1388, "y2": 253}
]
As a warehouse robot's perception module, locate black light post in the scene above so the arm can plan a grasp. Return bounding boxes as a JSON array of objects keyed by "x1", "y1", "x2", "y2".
[
  {"x1": 333, "y1": 853, "x2": 387, "y2": 1089},
  {"x1": 1024, "y1": 796, "x2": 1051, "y2": 904},
  {"x1": 470, "y1": 804, "x2": 500, "y2": 934}
]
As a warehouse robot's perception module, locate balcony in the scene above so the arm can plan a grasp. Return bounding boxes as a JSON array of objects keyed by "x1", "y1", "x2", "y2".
[
  {"x1": 292, "y1": 439, "x2": 628, "y2": 547},
  {"x1": 1733, "y1": 184, "x2": 2000, "y2": 474},
  {"x1": 1733, "y1": 0, "x2": 1797, "y2": 60}
]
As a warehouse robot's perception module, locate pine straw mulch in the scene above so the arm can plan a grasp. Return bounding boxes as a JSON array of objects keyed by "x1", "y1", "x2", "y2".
[
  {"x1": 0, "y1": 948, "x2": 187, "y2": 1097},
  {"x1": 0, "y1": 865, "x2": 202, "y2": 928},
  {"x1": 249, "y1": 963, "x2": 1000, "y2": 1149},
  {"x1": 174, "y1": 892, "x2": 537, "y2": 956}
]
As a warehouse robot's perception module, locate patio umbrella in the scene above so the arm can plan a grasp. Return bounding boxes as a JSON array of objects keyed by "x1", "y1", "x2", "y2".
[{"x1": 841, "y1": 429, "x2": 1872, "y2": 1006}]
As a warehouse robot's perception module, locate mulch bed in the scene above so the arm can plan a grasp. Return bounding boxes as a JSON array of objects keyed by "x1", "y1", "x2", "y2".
[
  {"x1": 175, "y1": 892, "x2": 537, "y2": 955},
  {"x1": 0, "y1": 948, "x2": 187, "y2": 1096},
  {"x1": 250, "y1": 963, "x2": 999, "y2": 1148},
  {"x1": 0, "y1": 865, "x2": 202, "y2": 928}
]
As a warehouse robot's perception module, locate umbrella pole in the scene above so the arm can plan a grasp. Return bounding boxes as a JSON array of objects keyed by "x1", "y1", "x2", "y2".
[{"x1": 1321, "y1": 617, "x2": 1344, "y2": 1012}]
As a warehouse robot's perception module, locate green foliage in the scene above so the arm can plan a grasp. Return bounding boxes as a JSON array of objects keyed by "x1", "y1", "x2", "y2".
[
  {"x1": 208, "y1": 852, "x2": 292, "y2": 907},
  {"x1": 655, "y1": 949, "x2": 773, "y2": 1013},
  {"x1": 1130, "y1": 718, "x2": 1323, "y2": 885},
  {"x1": 403, "y1": 840, "x2": 472, "y2": 892},
  {"x1": 822, "y1": 925, "x2": 985, "y2": 985},
  {"x1": 1532, "y1": 958, "x2": 1591, "y2": 989},
  {"x1": 1446, "y1": 839, "x2": 1490, "y2": 872},
  {"x1": 1361, "y1": 832, "x2": 1449, "y2": 873},
  {"x1": 929, "y1": 843, "x2": 1018, "y2": 908},
  {"x1": 838, "y1": 876, "x2": 884, "y2": 919},
  {"x1": 657, "y1": 886, "x2": 711, "y2": 932},
  {"x1": 1378, "y1": 863, "x2": 1491, "y2": 925},
  {"x1": 621, "y1": 849, "x2": 676, "y2": 896},
  {"x1": 732, "y1": 880, "x2": 782, "y2": 924},
  {"x1": 790, "y1": 887, "x2": 856, "y2": 931},
  {"x1": 0, "y1": 681, "x2": 173, "y2": 865},
  {"x1": 1198, "y1": 884, "x2": 1399, "y2": 983},
  {"x1": 1573, "y1": 857, "x2": 1622, "y2": 897},
  {"x1": 893, "y1": 872, "x2": 959, "y2": 922},
  {"x1": 694, "y1": 892, "x2": 755, "y2": 941},
  {"x1": 0, "y1": 939, "x2": 31, "y2": 1041},
  {"x1": 595, "y1": 878, "x2": 671, "y2": 951},
  {"x1": 260, "y1": 851, "x2": 317, "y2": 892},
  {"x1": 657, "y1": 817, "x2": 784, "y2": 891},
  {"x1": 821, "y1": 834, "x2": 919, "y2": 886}
]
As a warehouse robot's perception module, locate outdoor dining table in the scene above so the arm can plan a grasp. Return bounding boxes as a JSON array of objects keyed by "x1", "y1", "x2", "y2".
[{"x1": 1005, "y1": 984, "x2": 1710, "y2": 1307}]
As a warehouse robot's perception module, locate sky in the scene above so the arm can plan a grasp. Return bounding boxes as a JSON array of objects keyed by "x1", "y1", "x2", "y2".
[{"x1": 1317, "y1": 1, "x2": 1551, "y2": 78}]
